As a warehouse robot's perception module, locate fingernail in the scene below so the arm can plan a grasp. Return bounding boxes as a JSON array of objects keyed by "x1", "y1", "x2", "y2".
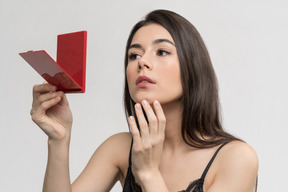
[
  {"x1": 136, "y1": 103, "x2": 141, "y2": 109},
  {"x1": 129, "y1": 116, "x2": 134, "y2": 121},
  {"x1": 154, "y1": 100, "x2": 159, "y2": 106},
  {"x1": 143, "y1": 100, "x2": 148, "y2": 106}
]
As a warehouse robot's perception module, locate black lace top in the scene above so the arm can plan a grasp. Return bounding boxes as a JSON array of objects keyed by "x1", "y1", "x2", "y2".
[{"x1": 122, "y1": 142, "x2": 228, "y2": 192}]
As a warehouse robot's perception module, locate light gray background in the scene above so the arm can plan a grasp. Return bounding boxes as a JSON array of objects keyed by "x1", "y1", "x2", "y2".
[{"x1": 1, "y1": 0, "x2": 287, "y2": 191}]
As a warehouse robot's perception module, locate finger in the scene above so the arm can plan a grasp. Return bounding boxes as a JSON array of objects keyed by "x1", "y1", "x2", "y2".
[
  {"x1": 31, "y1": 96, "x2": 61, "y2": 121},
  {"x1": 32, "y1": 84, "x2": 57, "y2": 102},
  {"x1": 134, "y1": 103, "x2": 149, "y2": 141},
  {"x1": 38, "y1": 91, "x2": 64, "y2": 104},
  {"x1": 141, "y1": 100, "x2": 158, "y2": 139},
  {"x1": 128, "y1": 116, "x2": 141, "y2": 149},
  {"x1": 58, "y1": 93, "x2": 69, "y2": 106},
  {"x1": 40, "y1": 96, "x2": 61, "y2": 112},
  {"x1": 153, "y1": 100, "x2": 166, "y2": 137},
  {"x1": 32, "y1": 91, "x2": 63, "y2": 113}
]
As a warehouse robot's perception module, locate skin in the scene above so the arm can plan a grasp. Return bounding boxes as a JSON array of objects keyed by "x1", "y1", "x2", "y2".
[
  {"x1": 31, "y1": 24, "x2": 258, "y2": 192},
  {"x1": 126, "y1": 24, "x2": 183, "y2": 106}
]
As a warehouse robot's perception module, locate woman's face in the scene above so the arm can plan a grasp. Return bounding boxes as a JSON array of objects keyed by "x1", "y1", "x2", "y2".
[{"x1": 126, "y1": 24, "x2": 182, "y2": 105}]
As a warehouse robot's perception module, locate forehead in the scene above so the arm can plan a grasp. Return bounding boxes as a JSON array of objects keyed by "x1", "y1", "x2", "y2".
[{"x1": 131, "y1": 24, "x2": 174, "y2": 45}]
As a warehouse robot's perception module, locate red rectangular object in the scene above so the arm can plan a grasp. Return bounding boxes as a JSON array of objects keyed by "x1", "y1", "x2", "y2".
[{"x1": 19, "y1": 31, "x2": 87, "y2": 93}]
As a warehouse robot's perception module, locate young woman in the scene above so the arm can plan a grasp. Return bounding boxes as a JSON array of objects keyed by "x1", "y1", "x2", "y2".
[{"x1": 30, "y1": 10, "x2": 258, "y2": 192}]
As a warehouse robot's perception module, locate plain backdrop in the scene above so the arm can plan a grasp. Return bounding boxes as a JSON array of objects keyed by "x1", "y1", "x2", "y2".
[{"x1": 1, "y1": 0, "x2": 287, "y2": 191}]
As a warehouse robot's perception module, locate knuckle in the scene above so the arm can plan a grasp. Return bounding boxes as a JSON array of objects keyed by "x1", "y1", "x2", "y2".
[
  {"x1": 31, "y1": 113, "x2": 45, "y2": 124},
  {"x1": 32, "y1": 84, "x2": 41, "y2": 93},
  {"x1": 150, "y1": 140, "x2": 157, "y2": 147},
  {"x1": 139, "y1": 121, "x2": 148, "y2": 128},
  {"x1": 32, "y1": 84, "x2": 38, "y2": 92},
  {"x1": 38, "y1": 94, "x2": 45, "y2": 103},
  {"x1": 133, "y1": 146, "x2": 143, "y2": 154},
  {"x1": 38, "y1": 92, "x2": 55, "y2": 103},
  {"x1": 30, "y1": 108, "x2": 34, "y2": 116},
  {"x1": 158, "y1": 136, "x2": 165, "y2": 143},
  {"x1": 153, "y1": 137, "x2": 163, "y2": 145},
  {"x1": 40, "y1": 102, "x2": 48, "y2": 110},
  {"x1": 149, "y1": 117, "x2": 157, "y2": 124},
  {"x1": 143, "y1": 143, "x2": 152, "y2": 150},
  {"x1": 130, "y1": 127, "x2": 139, "y2": 136},
  {"x1": 159, "y1": 116, "x2": 166, "y2": 124},
  {"x1": 31, "y1": 114, "x2": 38, "y2": 123}
]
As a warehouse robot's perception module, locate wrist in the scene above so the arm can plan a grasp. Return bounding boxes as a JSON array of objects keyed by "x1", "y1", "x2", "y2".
[
  {"x1": 48, "y1": 127, "x2": 71, "y2": 144},
  {"x1": 48, "y1": 136, "x2": 70, "y2": 149},
  {"x1": 47, "y1": 138, "x2": 70, "y2": 163},
  {"x1": 137, "y1": 168, "x2": 163, "y2": 185},
  {"x1": 136, "y1": 169, "x2": 169, "y2": 192}
]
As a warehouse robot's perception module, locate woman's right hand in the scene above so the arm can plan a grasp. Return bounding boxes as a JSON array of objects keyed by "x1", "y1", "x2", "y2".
[{"x1": 30, "y1": 83, "x2": 73, "y2": 141}]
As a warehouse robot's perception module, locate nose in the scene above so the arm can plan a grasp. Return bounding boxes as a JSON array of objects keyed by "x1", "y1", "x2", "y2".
[{"x1": 138, "y1": 55, "x2": 152, "y2": 72}]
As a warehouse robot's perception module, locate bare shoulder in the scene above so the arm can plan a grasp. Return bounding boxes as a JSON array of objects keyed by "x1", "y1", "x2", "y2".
[
  {"x1": 219, "y1": 140, "x2": 258, "y2": 169},
  {"x1": 99, "y1": 132, "x2": 132, "y2": 166},
  {"x1": 96, "y1": 132, "x2": 132, "y2": 160},
  {"x1": 72, "y1": 132, "x2": 132, "y2": 191},
  {"x1": 100, "y1": 132, "x2": 132, "y2": 148},
  {"x1": 207, "y1": 141, "x2": 259, "y2": 192}
]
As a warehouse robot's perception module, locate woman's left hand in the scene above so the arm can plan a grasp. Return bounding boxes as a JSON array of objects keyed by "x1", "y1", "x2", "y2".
[{"x1": 129, "y1": 100, "x2": 166, "y2": 184}]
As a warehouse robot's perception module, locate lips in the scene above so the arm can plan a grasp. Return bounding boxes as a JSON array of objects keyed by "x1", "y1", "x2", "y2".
[{"x1": 136, "y1": 76, "x2": 155, "y2": 87}]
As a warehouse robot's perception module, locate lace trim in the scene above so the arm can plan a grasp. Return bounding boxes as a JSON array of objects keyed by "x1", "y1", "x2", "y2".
[{"x1": 180, "y1": 178, "x2": 203, "y2": 192}]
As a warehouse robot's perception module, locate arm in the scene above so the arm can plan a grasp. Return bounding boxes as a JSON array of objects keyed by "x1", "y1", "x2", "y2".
[
  {"x1": 207, "y1": 141, "x2": 259, "y2": 192},
  {"x1": 44, "y1": 139, "x2": 72, "y2": 192},
  {"x1": 31, "y1": 83, "x2": 73, "y2": 192},
  {"x1": 72, "y1": 132, "x2": 131, "y2": 192},
  {"x1": 31, "y1": 83, "x2": 126, "y2": 192}
]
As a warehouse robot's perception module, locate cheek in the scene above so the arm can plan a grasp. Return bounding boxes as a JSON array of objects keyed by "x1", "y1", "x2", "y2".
[
  {"x1": 126, "y1": 66, "x2": 133, "y2": 82},
  {"x1": 162, "y1": 62, "x2": 181, "y2": 86},
  {"x1": 126, "y1": 66, "x2": 136, "y2": 90},
  {"x1": 165, "y1": 64, "x2": 183, "y2": 97}
]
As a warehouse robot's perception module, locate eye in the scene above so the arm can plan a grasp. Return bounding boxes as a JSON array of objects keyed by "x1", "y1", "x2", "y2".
[
  {"x1": 157, "y1": 49, "x2": 170, "y2": 56},
  {"x1": 128, "y1": 53, "x2": 141, "y2": 60}
]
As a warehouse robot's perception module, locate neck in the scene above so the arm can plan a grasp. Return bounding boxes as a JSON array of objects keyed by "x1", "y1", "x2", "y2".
[{"x1": 161, "y1": 100, "x2": 186, "y2": 153}]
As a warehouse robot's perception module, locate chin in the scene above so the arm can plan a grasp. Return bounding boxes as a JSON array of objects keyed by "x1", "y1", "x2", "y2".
[{"x1": 132, "y1": 95, "x2": 158, "y2": 104}]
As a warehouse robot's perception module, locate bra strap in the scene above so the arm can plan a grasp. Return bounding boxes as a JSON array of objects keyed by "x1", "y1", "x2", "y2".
[
  {"x1": 128, "y1": 139, "x2": 133, "y2": 167},
  {"x1": 200, "y1": 142, "x2": 229, "y2": 180}
]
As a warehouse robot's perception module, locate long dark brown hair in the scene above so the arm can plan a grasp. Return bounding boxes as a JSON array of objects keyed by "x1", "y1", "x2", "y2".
[{"x1": 124, "y1": 9, "x2": 240, "y2": 148}]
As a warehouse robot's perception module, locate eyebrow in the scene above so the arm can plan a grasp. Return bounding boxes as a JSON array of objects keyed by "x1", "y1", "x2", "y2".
[
  {"x1": 153, "y1": 39, "x2": 175, "y2": 46},
  {"x1": 129, "y1": 38, "x2": 175, "y2": 50}
]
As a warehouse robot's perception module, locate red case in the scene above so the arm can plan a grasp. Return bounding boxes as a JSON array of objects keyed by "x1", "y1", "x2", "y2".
[{"x1": 19, "y1": 31, "x2": 87, "y2": 93}]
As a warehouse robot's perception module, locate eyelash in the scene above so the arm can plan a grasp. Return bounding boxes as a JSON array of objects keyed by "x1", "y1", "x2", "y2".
[
  {"x1": 128, "y1": 53, "x2": 140, "y2": 61},
  {"x1": 128, "y1": 49, "x2": 170, "y2": 61},
  {"x1": 157, "y1": 49, "x2": 170, "y2": 56}
]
